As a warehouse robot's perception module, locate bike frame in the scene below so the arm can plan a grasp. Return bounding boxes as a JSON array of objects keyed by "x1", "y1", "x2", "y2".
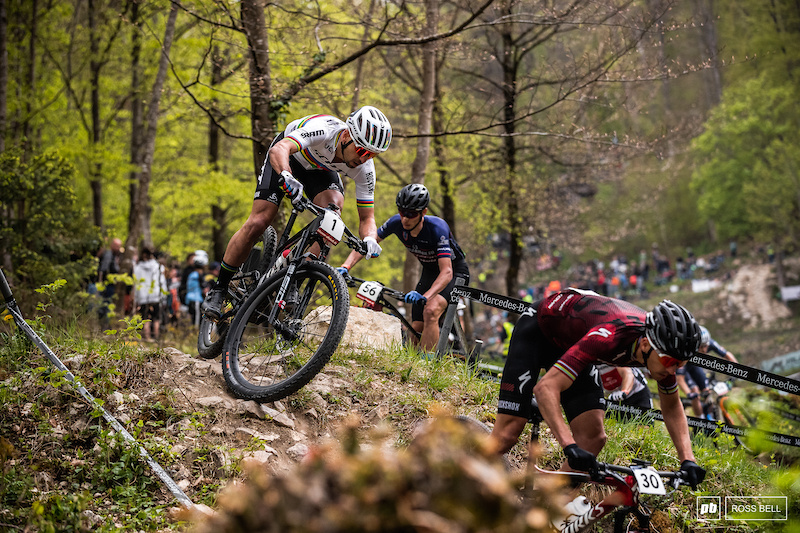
[
  {"x1": 346, "y1": 275, "x2": 421, "y2": 341},
  {"x1": 262, "y1": 199, "x2": 365, "y2": 340},
  {"x1": 538, "y1": 461, "x2": 685, "y2": 533}
]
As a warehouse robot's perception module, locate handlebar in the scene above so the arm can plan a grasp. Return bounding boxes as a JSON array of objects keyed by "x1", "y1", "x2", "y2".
[
  {"x1": 594, "y1": 462, "x2": 688, "y2": 489},
  {"x1": 345, "y1": 275, "x2": 406, "y2": 300},
  {"x1": 278, "y1": 178, "x2": 368, "y2": 256}
]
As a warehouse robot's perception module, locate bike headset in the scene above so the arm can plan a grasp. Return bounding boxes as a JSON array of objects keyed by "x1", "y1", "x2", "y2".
[
  {"x1": 644, "y1": 299, "x2": 701, "y2": 362},
  {"x1": 396, "y1": 184, "x2": 430, "y2": 232},
  {"x1": 345, "y1": 105, "x2": 392, "y2": 154}
]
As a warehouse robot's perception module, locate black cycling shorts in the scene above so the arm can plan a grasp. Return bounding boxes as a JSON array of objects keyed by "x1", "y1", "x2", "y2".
[
  {"x1": 410, "y1": 260, "x2": 470, "y2": 322},
  {"x1": 498, "y1": 309, "x2": 604, "y2": 423},
  {"x1": 255, "y1": 132, "x2": 344, "y2": 205}
]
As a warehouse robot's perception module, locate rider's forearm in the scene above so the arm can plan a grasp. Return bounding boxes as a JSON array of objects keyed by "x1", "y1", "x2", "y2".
[
  {"x1": 619, "y1": 368, "x2": 634, "y2": 395},
  {"x1": 356, "y1": 212, "x2": 378, "y2": 241},
  {"x1": 534, "y1": 373, "x2": 575, "y2": 448},
  {"x1": 341, "y1": 249, "x2": 363, "y2": 270},
  {"x1": 660, "y1": 390, "x2": 696, "y2": 462}
]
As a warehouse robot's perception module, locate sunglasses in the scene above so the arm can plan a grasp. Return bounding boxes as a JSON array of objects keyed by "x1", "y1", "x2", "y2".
[
  {"x1": 643, "y1": 334, "x2": 685, "y2": 368},
  {"x1": 655, "y1": 351, "x2": 685, "y2": 369},
  {"x1": 353, "y1": 144, "x2": 377, "y2": 159},
  {"x1": 398, "y1": 209, "x2": 422, "y2": 219}
]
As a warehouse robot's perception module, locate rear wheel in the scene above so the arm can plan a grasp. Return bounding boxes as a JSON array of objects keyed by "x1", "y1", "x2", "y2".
[
  {"x1": 197, "y1": 226, "x2": 278, "y2": 360},
  {"x1": 197, "y1": 313, "x2": 230, "y2": 359},
  {"x1": 222, "y1": 261, "x2": 350, "y2": 402}
]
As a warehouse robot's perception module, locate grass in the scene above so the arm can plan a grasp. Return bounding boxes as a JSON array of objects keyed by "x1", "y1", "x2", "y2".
[{"x1": 2, "y1": 303, "x2": 800, "y2": 531}]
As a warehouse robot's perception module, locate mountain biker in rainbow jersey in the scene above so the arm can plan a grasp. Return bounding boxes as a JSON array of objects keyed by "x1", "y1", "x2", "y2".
[
  {"x1": 487, "y1": 288, "x2": 706, "y2": 490},
  {"x1": 202, "y1": 106, "x2": 392, "y2": 320},
  {"x1": 677, "y1": 325, "x2": 739, "y2": 418},
  {"x1": 338, "y1": 184, "x2": 469, "y2": 352}
]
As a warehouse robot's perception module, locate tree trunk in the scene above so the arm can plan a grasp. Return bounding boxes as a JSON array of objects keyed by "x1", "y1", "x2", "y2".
[
  {"x1": 209, "y1": 45, "x2": 230, "y2": 261},
  {"x1": 89, "y1": 0, "x2": 105, "y2": 231},
  {"x1": 0, "y1": 0, "x2": 7, "y2": 154},
  {"x1": 499, "y1": 23, "x2": 522, "y2": 298},
  {"x1": 22, "y1": 0, "x2": 36, "y2": 153},
  {"x1": 240, "y1": 0, "x2": 273, "y2": 176},
  {"x1": 698, "y1": 0, "x2": 722, "y2": 109},
  {"x1": 350, "y1": 0, "x2": 376, "y2": 111},
  {"x1": 127, "y1": 0, "x2": 142, "y2": 236},
  {"x1": 403, "y1": 0, "x2": 438, "y2": 297},
  {"x1": 125, "y1": 2, "x2": 177, "y2": 265}
]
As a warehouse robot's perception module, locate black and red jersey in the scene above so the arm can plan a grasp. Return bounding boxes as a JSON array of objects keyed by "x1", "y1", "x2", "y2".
[{"x1": 537, "y1": 288, "x2": 677, "y2": 394}]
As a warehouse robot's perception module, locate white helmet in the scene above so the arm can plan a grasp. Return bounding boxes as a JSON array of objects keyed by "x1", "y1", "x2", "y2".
[
  {"x1": 346, "y1": 106, "x2": 392, "y2": 153},
  {"x1": 193, "y1": 250, "x2": 209, "y2": 267}
]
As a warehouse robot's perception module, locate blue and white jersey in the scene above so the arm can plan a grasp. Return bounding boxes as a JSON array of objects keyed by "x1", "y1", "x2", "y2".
[{"x1": 377, "y1": 215, "x2": 466, "y2": 267}]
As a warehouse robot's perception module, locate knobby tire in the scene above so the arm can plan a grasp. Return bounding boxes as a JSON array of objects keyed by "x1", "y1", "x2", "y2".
[
  {"x1": 221, "y1": 261, "x2": 350, "y2": 402},
  {"x1": 196, "y1": 226, "x2": 277, "y2": 359}
]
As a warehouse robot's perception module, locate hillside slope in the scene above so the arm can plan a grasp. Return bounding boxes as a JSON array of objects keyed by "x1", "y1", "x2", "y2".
[{"x1": 2, "y1": 259, "x2": 800, "y2": 531}]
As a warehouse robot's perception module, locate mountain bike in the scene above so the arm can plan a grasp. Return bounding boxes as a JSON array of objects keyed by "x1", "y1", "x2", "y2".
[
  {"x1": 701, "y1": 374, "x2": 756, "y2": 451},
  {"x1": 345, "y1": 274, "x2": 421, "y2": 346},
  {"x1": 221, "y1": 194, "x2": 367, "y2": 403},
  {"x1": 536, "y1": 460, "x2": 690, "y2": 533},
  {"x1": 197, "y1": 227, "x2": 277, "y2": 359},
  {"x1": 345, "y1": 274, "x2": 482, "y2": 367}
]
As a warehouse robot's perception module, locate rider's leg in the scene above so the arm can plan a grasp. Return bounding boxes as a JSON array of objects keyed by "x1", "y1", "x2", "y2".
[
  {"x1": 569, "y1": 409, "x2": 607, "y2": 457},
  {"x1": 419, "y1": 293, "x2": 447, "y2": 351},
  {"x1": 488, "y1": 413, "x2": 528, "y2": 455},
  {"x1": 202, "y1": 200, "x2": 277, "y2": 318},
  {"x1": 221, "y1": 199, "x2": 279, "y2": 272}
]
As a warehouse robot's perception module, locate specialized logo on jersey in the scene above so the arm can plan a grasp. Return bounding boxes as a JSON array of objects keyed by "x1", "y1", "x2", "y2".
[
  {"x1": 518, "y1": 370, "x2": 532, "y2": 392},
  {"x1": 588, "y1": 327, "x2": 612, "y2": 338}
]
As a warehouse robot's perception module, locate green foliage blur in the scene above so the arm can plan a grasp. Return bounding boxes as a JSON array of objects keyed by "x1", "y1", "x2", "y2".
[{"x1": 0, "y1": 149, "x2": 100, "y2": 300}]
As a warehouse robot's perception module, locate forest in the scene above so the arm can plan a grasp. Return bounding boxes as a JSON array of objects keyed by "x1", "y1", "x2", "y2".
[{"x1": 0, "y1": 0, "x2": 798, "y2": 297}]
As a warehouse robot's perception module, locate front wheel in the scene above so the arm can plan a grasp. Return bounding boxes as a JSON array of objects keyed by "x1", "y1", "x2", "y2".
[{"x1": 222, "y1": 261, "x2": 350, "y2": 402}]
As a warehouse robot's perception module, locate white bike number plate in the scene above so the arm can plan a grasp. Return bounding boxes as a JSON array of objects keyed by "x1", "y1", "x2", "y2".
[
  {"x1": 633, "y1": 467, "x2": 666, "y2": 495},
  {"x1": 356, "y1": 281, "x2": 383, "y2": 305},
  {"x1": 317, "y1": 210, "x2": 344, "y2": 245},
  {"x1": 714, "y1": 381, "x2": 730, "y2": 396}
]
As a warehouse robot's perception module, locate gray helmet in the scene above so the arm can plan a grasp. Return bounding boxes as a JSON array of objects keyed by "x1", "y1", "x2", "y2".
[
  {"x1": 645, "y1": 300, "x2": 701, "y2": 361},
  {"x1": 699, "y1": 325, "x2": 710, "y2": 346},
  {"x1": 396, "y1": 184, "x2": 430, "y2": 211}
]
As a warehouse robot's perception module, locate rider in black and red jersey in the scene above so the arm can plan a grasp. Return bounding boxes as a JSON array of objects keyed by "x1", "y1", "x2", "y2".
[{"x1": 488, "y1": 288, "x2": 706, "y2": 490}]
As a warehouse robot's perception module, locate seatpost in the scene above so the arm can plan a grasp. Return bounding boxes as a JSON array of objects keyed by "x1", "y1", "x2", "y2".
[{"x1": 434, "y1": 277, "x2": 466, "y2": 358}]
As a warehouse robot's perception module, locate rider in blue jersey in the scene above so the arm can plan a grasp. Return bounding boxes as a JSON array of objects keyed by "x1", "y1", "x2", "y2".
[
  {"x1": 339, "y1": 184, "x2": 469, "y2": 351},
  {"x1": 677, "y1": 325, "x2": 739, "y2": 417}
]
